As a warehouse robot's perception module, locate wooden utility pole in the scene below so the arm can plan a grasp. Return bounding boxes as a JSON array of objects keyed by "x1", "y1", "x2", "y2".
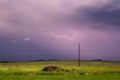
[{"x1": 78, "y1": 43, "x2": 80, "y2": 66}]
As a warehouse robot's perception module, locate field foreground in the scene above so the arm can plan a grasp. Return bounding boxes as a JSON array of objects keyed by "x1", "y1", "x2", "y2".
[{"x1": 0, "y1": 60, "x2": 120, "y2": 80}]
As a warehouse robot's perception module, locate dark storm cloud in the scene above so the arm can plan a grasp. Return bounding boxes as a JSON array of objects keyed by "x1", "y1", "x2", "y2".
[
  {"x1": 0, "y1": 34, "x2": 62, "y2": 61},
  {"x1": 0, "y1": 33, "x2": 68, "y2": 61},
  {"x1": 53, "y1": 0, "x2": 120, "y2": 31},
  {"x1": 73, "y1": 0, "x2": 120, "y2": 30},
  {"x1": 1, "y1": 0, "x2": 120, "y2": 30},
  {"x1": 0, "y1": 0, "x2": 120, "y2": 61}
]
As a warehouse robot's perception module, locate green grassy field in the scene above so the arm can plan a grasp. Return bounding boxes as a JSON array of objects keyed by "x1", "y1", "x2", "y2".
[{"x1": 0, "y1": 60, "x2": 120, "y2": 80}]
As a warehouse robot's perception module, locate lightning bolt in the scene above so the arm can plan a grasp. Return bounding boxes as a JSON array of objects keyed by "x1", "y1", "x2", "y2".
[
  {"x1": 27, "y1": 6, "x2": 78, "y2": 40},
  {"x1": 16, "y1": 4, "x2": 78, "y2": 40},
  {"x1": 15, "y1": 2, "x2": 49, "y2": 30},
  {"x1": 49, "y1": 31, "x2": 78, "y2": 40}
]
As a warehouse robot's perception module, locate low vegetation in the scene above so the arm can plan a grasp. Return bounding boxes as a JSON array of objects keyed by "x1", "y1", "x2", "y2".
[{"x1": 0, "y1": 60, "x2": 120, "y2": 80}]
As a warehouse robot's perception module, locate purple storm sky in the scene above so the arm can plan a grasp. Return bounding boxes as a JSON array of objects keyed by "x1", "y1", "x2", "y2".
[{"x1": 0, "y1": 0, "x2": 120, "y2": 61}]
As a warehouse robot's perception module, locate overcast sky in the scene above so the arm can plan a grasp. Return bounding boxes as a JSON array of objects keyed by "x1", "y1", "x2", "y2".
[{"x1": 0, "y1": 0, "x2": 120, "y2": 61}]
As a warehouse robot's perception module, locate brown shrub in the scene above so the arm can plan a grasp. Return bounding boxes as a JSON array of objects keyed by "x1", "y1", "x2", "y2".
[{"x1": 42, "y1": 66, "x2": 64, "y2": 71}]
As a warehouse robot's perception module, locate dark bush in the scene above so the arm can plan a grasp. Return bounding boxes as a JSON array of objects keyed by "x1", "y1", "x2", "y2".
[{"x1": 42, "y1": 66, "x2": 64, "y2": 72}]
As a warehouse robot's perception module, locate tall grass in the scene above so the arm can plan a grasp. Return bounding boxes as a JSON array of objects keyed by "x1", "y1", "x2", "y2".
[{"x1": 0, "y1": 61, "x2": 120, "y2": 80}]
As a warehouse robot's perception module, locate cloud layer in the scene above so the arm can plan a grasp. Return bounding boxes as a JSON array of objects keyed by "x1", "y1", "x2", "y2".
[{"x1": 0, "y1": 0, "x2": 120, "y2": 61}]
